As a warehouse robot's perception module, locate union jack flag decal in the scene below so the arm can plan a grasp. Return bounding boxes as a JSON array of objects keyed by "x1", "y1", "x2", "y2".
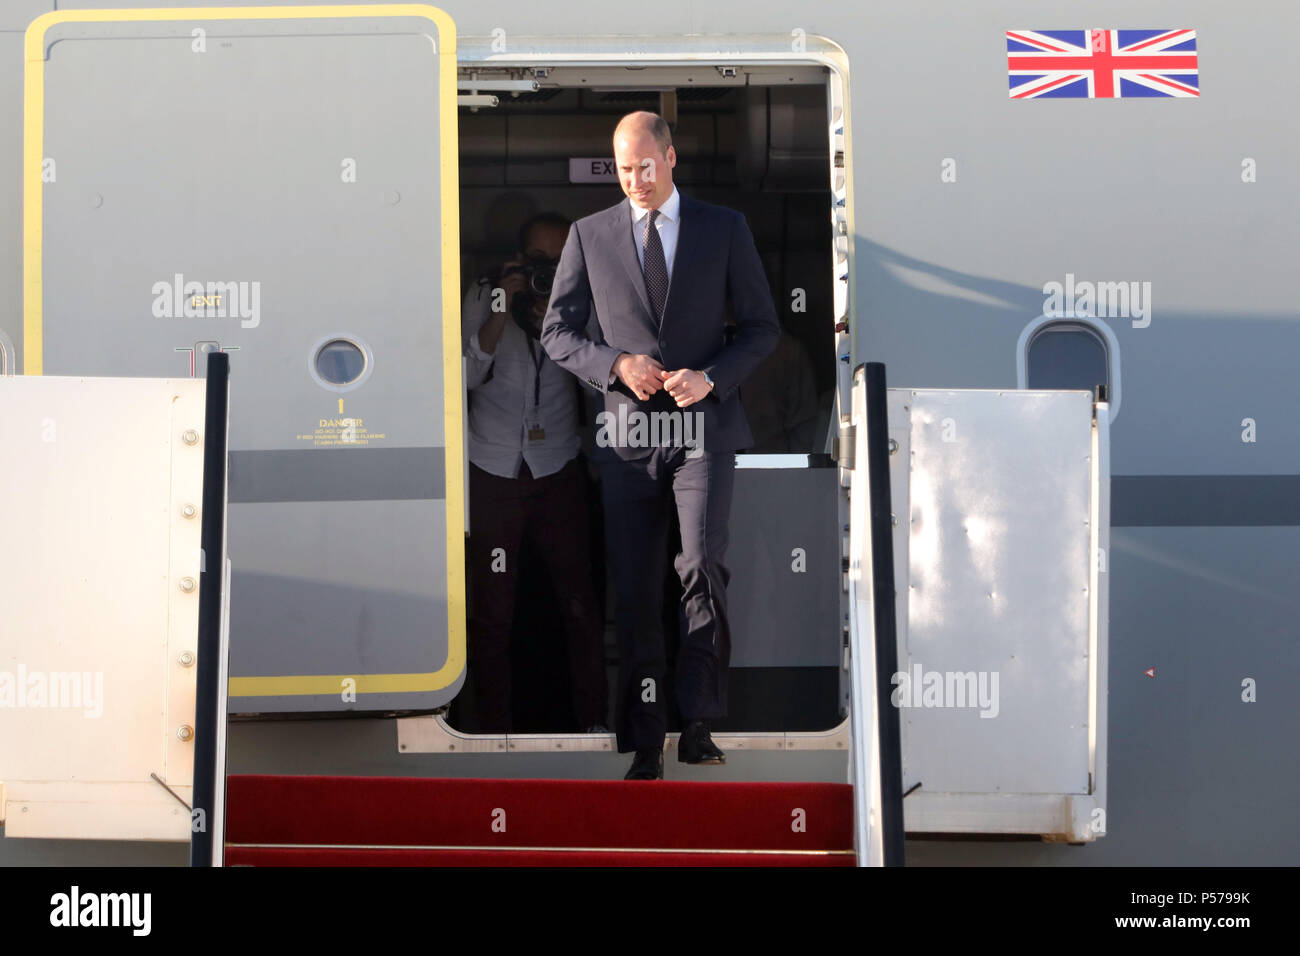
[{"x1": 1007, "y1": 29, "x2": 1199, "y2": 98}]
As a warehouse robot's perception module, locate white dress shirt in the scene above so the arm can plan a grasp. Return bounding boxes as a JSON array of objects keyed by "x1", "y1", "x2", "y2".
[
  {"x1": 462, "y1": 279, "x2": 581, "y2": 479},
  {"x1": 630, "y1": 184, "x2": 681, "y2": 283}
]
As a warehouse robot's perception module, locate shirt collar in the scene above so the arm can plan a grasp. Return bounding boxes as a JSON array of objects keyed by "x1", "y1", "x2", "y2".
[{"x1": 630, "y1": 184, "x2": 680, "y2": 223}]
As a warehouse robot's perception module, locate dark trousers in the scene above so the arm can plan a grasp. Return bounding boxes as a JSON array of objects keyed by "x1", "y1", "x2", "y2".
[
  {"x1": 600, "y1": 446, "x2": 736, "y2": 753},
  {"x1": 467, "y1": 457, "x2": 608, "y2": 732}
]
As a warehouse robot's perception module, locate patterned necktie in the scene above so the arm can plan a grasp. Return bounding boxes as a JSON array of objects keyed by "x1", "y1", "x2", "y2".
[{"x1": 641, "y1": 208, "x2": 668, "y2": 325}]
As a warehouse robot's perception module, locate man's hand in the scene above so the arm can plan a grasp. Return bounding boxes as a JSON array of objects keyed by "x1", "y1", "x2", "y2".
[
  {"x1": 478, "y1": 260, "x2": 529, "y2": 354},
  {"x1": 615, "y1": 353, "x2": 666, "y2": 401},
  {"x1": 661, "y1": 369, "x2": 712, "y2": 408},
  {"x1": 498, "y1": 259, "x2": 530, "y2": 299}
]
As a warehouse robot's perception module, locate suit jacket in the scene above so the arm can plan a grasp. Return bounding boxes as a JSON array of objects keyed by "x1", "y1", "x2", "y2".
[{"x1": 540, "y1": 190, "x2": 781, "y2": 460}]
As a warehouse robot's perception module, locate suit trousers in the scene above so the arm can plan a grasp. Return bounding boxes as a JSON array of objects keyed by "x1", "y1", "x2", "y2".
[
  {"x1": 466, "y1": 457, "x2": 609, "y2": 732},
  {"x1": 600, "y1": 445, "x2": 736, "y2": 753}
]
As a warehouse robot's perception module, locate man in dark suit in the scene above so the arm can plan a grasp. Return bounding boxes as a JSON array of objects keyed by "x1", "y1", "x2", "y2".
[{"x1": 541, "y1": 111, "x2": 780, "y2": 779}]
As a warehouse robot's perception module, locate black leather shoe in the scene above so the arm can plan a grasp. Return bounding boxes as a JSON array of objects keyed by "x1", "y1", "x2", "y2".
[
  {"x1": 624, "y1": 749, "x2": 664, "y2": 780},
  {"x1": 678, "y1": 720, "x2": 726, "y2": 765}
]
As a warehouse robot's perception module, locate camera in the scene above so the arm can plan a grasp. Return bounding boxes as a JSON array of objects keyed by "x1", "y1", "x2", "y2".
[{"x1": 501, "y1": 259, "x2": 558, "y2": 297}]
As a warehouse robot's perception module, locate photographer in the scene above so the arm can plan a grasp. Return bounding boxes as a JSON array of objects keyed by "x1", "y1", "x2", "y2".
[{"x1": 461, "y1": 212, "x2": 609, "y2": 734}]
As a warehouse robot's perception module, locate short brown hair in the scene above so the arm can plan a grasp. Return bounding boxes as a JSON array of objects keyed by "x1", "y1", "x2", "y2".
[{"x1": 614, "y1": 111, "x2": 672, "y2": 155}]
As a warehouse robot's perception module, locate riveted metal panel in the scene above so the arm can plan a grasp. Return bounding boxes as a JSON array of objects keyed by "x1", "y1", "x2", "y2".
[{"x1": 900, "y1": 389, "x2": 1093, "y2": 796}]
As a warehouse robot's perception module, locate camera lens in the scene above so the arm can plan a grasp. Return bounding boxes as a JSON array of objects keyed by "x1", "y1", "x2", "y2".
[{"x1": 530, "y1": 265, "x2": 557, "y2": 296}]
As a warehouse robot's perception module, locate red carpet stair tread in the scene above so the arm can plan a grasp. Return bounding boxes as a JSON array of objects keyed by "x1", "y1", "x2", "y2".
[{"x1": 225, "y1": 775, "x2": 855, "y2": 866}]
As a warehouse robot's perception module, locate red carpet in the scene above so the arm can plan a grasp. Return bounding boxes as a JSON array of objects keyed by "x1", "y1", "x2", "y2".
[{"x1": 225, "y1": 775, "x2": 855, "y2": 866}]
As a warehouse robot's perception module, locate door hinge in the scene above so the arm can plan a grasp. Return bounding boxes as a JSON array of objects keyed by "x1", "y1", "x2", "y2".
[{"x1": 834, "y1": 423, "x2": 855, "y2": 467}]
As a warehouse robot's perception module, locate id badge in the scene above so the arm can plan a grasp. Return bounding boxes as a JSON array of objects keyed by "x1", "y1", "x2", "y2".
[{"x1": 527, "y1": 422, "x2": 545, "y2": 442}]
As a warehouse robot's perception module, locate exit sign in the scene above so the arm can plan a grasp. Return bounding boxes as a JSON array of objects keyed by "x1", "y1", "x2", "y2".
[{"x1": 569, "y1": 158, "x2": 618, "y2": 183}]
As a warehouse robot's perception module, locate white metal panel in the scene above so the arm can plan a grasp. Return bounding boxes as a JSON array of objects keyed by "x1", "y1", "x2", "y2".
[
  {"x1": 846, "y1": 369, "x2": 883, "y2": 866},
  {"x1": 886, "y1": 389, "x2": 913, "y2": 792},
  {"x1": 0, "y1": 376, "x2": 206, "y2": 840},
  {"x1": 902, "y1": 389, "x2": 1093, "y2": 796},
  {"x1": 904, "y1": 791, "x2": 1101, "y2": 842},
  {"x1": 396, "y1": 713, "x2": 850, "y2": 754},
  {"x1": 1090, "y1": 402, "x2": 1110, "y2": 835}
]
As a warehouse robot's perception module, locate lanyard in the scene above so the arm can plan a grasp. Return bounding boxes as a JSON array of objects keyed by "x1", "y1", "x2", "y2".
[{"x1": 526, "y1": 335, "x2": 544, "y2": 408}]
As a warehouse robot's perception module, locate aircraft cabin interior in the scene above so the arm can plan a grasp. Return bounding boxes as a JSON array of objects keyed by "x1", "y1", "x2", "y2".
[{"x1": 452, "y1": 73, "x2": 840, "y2": 735}]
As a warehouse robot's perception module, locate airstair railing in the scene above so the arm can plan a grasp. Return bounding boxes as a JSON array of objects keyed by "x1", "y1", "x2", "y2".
[
  {"x1": 846, "y1": 362, "x2": 906, "y2": 866},
  {"x1": 191, "y1": 353, "x2": 232, "y2": 867}
]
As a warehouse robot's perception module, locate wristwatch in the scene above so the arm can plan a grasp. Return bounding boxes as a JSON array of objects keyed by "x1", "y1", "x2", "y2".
[{"x1": 701, "y1": 370, "x2": 715, "y2": 392}]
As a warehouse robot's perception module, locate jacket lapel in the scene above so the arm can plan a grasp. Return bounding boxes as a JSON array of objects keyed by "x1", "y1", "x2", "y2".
[
  {"x1": 608, "y1": 191, "x2": 697, "y2": 333},
  {"x1": 660, "y1": 191, "x2": 697, "y2": 331},
  {"x1": 609, "y1": 200, "x2": 656, "y2": 329}
]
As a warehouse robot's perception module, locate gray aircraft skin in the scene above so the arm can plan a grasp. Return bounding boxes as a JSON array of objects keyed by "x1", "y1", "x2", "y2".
[{"x1": 1, "y1": 0, "x2": 1297, "y2": 867}]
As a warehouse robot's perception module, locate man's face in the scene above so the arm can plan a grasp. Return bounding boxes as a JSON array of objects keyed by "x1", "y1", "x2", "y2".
[
  {"x1": 614, "y1": 131, "x2": 675, "y2": 210},
  {"x1": 520, "y1": 223, "x2": 568, "y2": 320},
  {"x1": 523, "y1": 223, "x2": 568, "y2": 264}
]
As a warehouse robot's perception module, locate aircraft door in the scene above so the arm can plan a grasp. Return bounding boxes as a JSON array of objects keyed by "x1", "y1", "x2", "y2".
[{"x1": 24, "y1": 5, "x2": 464, "y2": 714}]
